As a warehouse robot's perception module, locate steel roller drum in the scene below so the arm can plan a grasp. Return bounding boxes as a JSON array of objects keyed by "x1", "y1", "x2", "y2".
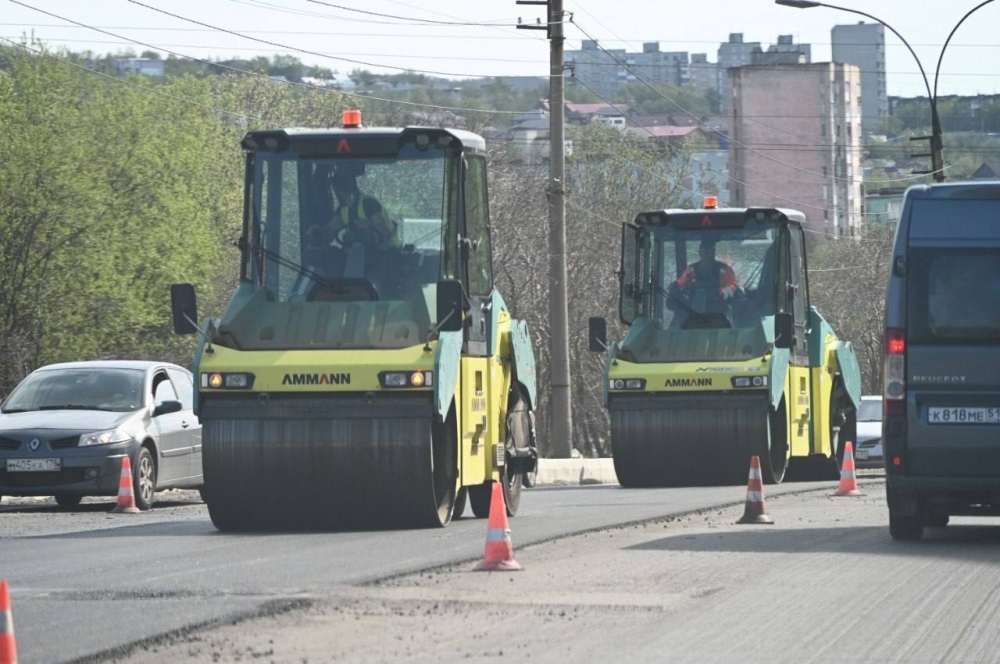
[
  {"x1": 610, "y1": 392, "x2": 772, "y2": 488},
  {"x1": 199, "y1": 394, "x2": 455, "y2": 531}
]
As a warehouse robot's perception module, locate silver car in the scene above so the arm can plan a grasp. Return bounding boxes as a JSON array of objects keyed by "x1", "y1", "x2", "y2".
[
  {"x1": 854, "y1": 395, "x2": 883, "y2": 467},
  {"x1": 0, "y1": 361, "x2": 202, "y2": 510}
]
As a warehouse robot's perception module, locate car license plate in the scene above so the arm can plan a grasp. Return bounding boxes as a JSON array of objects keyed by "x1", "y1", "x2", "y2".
[
  {"x1": 928, "y1": 407, "x2": 1000, "y2": 425},
  {"x1": 855, "y1": 450, "x2": 869, "y2": 460},
  {"x1": 6, "y1": 458, "x2": 61, "y2": 472}
]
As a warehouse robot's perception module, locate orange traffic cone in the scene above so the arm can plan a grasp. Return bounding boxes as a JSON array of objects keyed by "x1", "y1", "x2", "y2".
[
  {"x1": 737, "y1": 455, "x2": 774, "y2": 524},
  {"x1": 833, "y1": 441, "x2": 863, "y2": 497},
  {"x1": 473, "y1": 482, "x2": 523, "y2": 571},
  {"x1": 112, "y1": 456, "x2": 142, "y2": 514},
  {"x1": 0, "y1": 580, "x2": 17, "y2": 664}
]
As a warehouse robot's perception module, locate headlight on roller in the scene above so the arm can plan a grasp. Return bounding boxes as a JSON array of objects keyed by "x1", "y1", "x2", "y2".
[
  {"x1": 202, "y1": 372, "x2": 255, "y2": 389},
  {"x1": 379, "y1": 371, "x2": 433, "y2": 388},
  {"x1": 609, "y1": 378, "x2": 645, "y2": 390}
]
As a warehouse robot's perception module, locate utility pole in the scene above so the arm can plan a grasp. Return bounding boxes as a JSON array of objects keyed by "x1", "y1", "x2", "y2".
[{"x1": 517, "y1": 0, "x2": 572, "y2": 458}]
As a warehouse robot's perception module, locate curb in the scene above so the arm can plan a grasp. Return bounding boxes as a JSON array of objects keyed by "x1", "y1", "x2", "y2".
[{"x1": 533, "y1": 458, "x2": 618, "y2": 486}]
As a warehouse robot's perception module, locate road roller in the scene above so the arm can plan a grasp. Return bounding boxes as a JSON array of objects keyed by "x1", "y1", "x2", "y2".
[
  {"x1": 170, "y1": 110, "x2": 537, "y2": 530},
  {"x1": 589, "y1": 198, "x2": 861, "y2": 487}
]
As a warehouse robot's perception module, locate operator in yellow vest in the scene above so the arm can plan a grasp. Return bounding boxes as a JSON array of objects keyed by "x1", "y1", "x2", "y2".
[{"x1": 329, "y1": 164, "x2": 399, "y2": 250}]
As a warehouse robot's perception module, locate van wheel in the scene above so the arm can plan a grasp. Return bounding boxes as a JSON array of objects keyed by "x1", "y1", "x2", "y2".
[
  {"x1": 924, "y1": 514, "x2": 949, "y2": 528},
  {"x1": 889, "y1": 513, "x2": 923, "y2": 541}
]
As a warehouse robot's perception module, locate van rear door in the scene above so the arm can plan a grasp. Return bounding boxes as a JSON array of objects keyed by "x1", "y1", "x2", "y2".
[{"x1": 904, "y1": 197, "x2": 1000, "y2": 478}]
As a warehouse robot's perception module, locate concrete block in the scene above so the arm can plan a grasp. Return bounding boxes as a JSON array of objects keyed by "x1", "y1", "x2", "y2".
[{"x1": 534, "y1": 458, "x2": 618, "y2": 486}]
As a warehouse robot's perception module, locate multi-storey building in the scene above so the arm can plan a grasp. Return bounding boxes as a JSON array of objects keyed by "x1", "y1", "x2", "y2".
[
  {"x1": 565, "y1": 40, "x2": 712, "y2": 99},
  {"x1": 565, "y1": 40, "x2": 630, "y2": 99},
  {"x1": 717, "y1": 34, "x2": 761, "y2": 112},
  {"x1": 688, "y1": 53, "x2": 719, "y2": 100},
  {"x1": 766, "y1": 34, "x2": 811, "y2": 62},
  {"x1": 832, "y1": 22, "x2": 888, "y2": 135},
  {"x1": 728, "y1": 62, "x2": 864, "y2": 238},
  {"x1": 637, "y1": 43, "x2": 691, "y2": 87}
]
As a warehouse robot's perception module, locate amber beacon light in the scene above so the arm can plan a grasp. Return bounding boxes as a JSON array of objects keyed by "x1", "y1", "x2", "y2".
[{"x1": 342, "y1": 109, "x2": 362, "y2": 128}]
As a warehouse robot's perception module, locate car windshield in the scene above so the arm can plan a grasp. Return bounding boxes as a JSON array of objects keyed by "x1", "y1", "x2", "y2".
[
  {"x1": 1, "y1": 368, "x2": 145, "y2": 414},
  {"x1": 858, "y1": 399, "x2": 882, "y2": 422}
]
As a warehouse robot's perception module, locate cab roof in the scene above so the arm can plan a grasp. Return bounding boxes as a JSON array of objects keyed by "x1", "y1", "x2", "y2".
[
  {"x1": 241, "y1": 126, "x2": 487, "y2": 153},
  {"x1": 633, "y1": 206, "x2": 807, "y2": 229}
]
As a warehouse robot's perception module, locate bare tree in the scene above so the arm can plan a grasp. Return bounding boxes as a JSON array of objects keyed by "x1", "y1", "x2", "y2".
[
  {"x1": 808, "y1": 226, "x2": 895, "y2": 394},
  {"x1": 488, "y1": 124, "x2": 697, "y2": 456}
]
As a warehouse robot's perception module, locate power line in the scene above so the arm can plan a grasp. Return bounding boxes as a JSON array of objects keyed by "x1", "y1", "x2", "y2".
[
  {"x1": 229, "y1": 0, "x2": 517, "y2": 28},
  {"x1": 0, "y1": 22, "x2": 541, "y2": 40},
  {"x1": 1, "y1": 34, "x2": 547, "y2": 65},
  {"x1": 4, "y1": 4, "x2": 530, "y2": 116},
  {"x1": 304, "y1": 0, "x2": 519, "y2": 26},
  {"x1": 123, "y1": 0, "x2": 555, "y2": 79}
]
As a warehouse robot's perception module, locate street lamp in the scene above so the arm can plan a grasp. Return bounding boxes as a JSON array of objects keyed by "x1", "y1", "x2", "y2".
[{"x1": 776, "y1": 0, "x2": 996, "y2": 183}]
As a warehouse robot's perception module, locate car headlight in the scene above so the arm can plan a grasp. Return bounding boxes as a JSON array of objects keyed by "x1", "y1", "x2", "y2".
[{"x1": 79, "y1": 428, "x2": 133, "y2": 446}]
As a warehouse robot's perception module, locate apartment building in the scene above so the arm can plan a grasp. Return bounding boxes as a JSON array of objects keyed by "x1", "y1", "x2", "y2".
[
  {"x1": 728, "y1": 62, "x2": 864, "y2": 238},
  {"x1": 717, "y1": 34, "x2": 761, "y2": 112},
  {"x1": 565, "y1": 40, "x2": 713, "y2": 99},
  {"x1": 832, "y1": 22, "x2": 888, "y2": 134},
  {"x1": 565, "y1": 40, "x2": 630, "y2": 99}
]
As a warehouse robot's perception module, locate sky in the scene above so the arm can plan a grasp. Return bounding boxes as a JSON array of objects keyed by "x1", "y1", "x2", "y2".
[{"x1": 3, "y1": 0, "x2": 999, "y2": 99}]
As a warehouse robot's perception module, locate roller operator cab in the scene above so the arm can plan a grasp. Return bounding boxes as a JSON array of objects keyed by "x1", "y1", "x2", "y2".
[
  {"x1": 589, "y1": 200, "x2": 861, "y2": 487},
  {"x1": 883, "y1": 182, "x2": 1000, "y2": 541},
  {"x1": 170, "y1": 111, "x2": 538, "y2": 531}
]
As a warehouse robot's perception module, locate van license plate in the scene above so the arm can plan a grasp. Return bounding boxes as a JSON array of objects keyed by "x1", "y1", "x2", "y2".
[
  {"x1": 928, "y1": 407, "x2": 1000, "y2": 425},
  {"x1": 7, "y1": 458, "x2": 61, "y2": 472},
  {"x1": 855, "y1": 450, "x2": 869, "y2": 460}
]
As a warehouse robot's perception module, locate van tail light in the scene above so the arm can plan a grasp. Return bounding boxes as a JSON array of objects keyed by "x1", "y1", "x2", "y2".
[{"x1": 884, "y1": 327, "x2": 906, "y2": 416}]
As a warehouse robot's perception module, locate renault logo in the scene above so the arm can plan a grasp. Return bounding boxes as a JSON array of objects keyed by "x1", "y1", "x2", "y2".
[{"x1": 29, "y1": 438, "x2": 41, "y2": 451}]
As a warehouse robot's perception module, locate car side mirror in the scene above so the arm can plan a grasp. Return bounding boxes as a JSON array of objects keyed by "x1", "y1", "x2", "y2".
[
  {"x1": 170, "y1": 283, "x2": 199, "y2": 335},
  {"x1": 436, "y1": 279, "x2": 465, "y2": 333},
  {"x1": 774, "y1": 311, "x2": 794, "y2": 349},
  {"x1": 153, "y1": 400, "x2": 183, "y2": 417},
  {"x1": 588, "y1": 317, "x2": 608, "y2": 353}
]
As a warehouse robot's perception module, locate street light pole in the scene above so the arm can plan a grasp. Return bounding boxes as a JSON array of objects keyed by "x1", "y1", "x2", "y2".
[{"x1": 776, "y1": 0, "x2": 996, "y2": 183}]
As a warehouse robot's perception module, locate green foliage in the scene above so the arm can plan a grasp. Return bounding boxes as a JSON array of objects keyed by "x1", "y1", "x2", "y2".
[
  {"x1": 0, "y1": 45, "x2": 235, "y2": 390},
  {"x1": 0, "y1": 42, "x2": 354, "y2": 394}
]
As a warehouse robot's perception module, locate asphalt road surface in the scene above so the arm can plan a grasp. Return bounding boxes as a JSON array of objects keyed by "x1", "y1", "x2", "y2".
[{"x1": 6, "y1": 474, "x2": 1000, "y2": 663}]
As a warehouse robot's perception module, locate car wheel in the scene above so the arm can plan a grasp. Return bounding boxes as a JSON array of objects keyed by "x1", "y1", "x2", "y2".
[
  {"x1": 133, "y1": 447, "x2": 157, "y2": 511},
  {"x1": 889, "y1": 513, "x2": 923, "y2": 541},
  {"x1": 54, "y1": 494, "x2": 83, "y2": 508}
]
